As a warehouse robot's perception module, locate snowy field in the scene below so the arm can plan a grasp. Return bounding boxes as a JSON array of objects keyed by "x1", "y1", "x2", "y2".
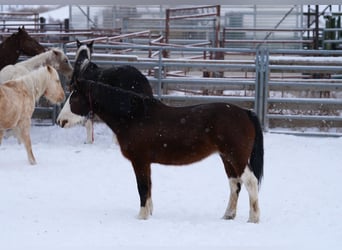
[{"x1": 0, "y1": 123, "x2": 341, "y2": 249}]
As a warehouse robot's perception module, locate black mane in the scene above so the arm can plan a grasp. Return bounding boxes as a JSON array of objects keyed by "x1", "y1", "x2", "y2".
[
  {"x1": 75, "y1": 61, "x2": 153, "y2": 98},
  {"x1": 78, "y1": 79, "x2": 150, "y2": 119},
  {"x1": 71, "y1": 49, "x2": 90, "y2": 85}
]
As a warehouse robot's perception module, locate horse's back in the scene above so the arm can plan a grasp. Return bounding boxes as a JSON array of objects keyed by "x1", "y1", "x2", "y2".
[
  {"x1": 174, "y1": 102, "x2": 256, "y2": 153},
  {"x1": 210, "y1": 103, "x2": 254, "y2": 129},
  {"x1": 0, "y1": 64, "x2": 29, "y2": 83},
  {"x1": 200, "y1": 102, "x2": 256, "y2": 146},
  {"x1": 94, "y1": 65, "x2": 153, "y2": 97}
]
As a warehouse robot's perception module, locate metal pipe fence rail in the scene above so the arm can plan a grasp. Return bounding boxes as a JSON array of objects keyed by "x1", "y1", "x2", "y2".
[
  {"x1": 265, "y1": 49, "x2": 342, "y2": 136},
  {"x1": 62, "y1": 44, "x2": 342, "y2": 136},
  {"x1": 65, "y1": 44, "x2": 258, "y2": 106}
]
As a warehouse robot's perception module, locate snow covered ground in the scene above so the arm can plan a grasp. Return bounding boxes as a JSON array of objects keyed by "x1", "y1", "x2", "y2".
[{"x1": 0, "y1": 123, "x2": 341, "y2": 249}]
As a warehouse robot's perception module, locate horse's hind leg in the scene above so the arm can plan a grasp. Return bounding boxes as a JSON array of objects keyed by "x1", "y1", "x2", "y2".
[
  {"x1": 241, "y1": 167, "x2": 260, "y2": 223},
  {"x1": 132, "y1": 161, "x2": 153, "y2": 219},
  {"x1": 223, "y1": 178, "x2": 242, "y2": 220},
  {"x1": 221, "y1": 156, "x2": 242, "y2": 220}
]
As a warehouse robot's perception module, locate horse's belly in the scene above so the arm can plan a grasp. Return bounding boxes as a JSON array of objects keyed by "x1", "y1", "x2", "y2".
[
  {"x1": 0, "y1": 109, "x2": 21, "y2": 129},
  {"x1": 0, "y1": 90, "x2": 27, "y2": 128},
  {"x1": 152, "y1": 142, "x2": 217, "y2": 166}
]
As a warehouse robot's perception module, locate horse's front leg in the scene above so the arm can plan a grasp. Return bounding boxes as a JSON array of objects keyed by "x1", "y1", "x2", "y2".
[
  {"x1": 84, "y1": 118, "x2": 94, "y2": 144},
  {"x1": 132, "y1": 161, "x2": 153, "y2": 219}
]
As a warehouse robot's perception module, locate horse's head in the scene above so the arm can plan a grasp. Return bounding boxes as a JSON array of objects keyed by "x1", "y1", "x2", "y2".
[
  {"x1": 51, "y1": 48, "x2": 73, "y2": 80},
  {"x1": 17, "y1": 26, "x2": 45, "y2": 56},
  {"x1": 69, "y1": 87, "x2": 91, "y2": 117},
  {"x1": 44, "y1": 65, "x2": 65, "y2": 104},
  {"x1": 70, "y1": 40, "x2": 94, "y2": 87},
  {"x1": 76, "y1": 39, "x2": 94, "y2": 60},
  {"x1": 57, "y1": 92, "x2": 87, "y2": 128},
  {"x1": 74, "y1": 40, "x2": 94, "y2": 73}
]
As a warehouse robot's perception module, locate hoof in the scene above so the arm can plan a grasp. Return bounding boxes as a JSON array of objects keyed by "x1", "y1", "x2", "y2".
[
  {"x1": 222, "y1": 210, "x2": 236, "y2": 220},
  {"x1": 247, "y1": 216, "x2": 260, "y2": 223},
  {"x1": 137, "y1": 198, "x2": 153, "y2": 220},
  {"x1": 222, "y1": 214, "x2": 235, "y2": 220}
]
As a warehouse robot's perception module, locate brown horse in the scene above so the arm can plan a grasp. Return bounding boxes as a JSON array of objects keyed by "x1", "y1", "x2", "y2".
[
  {"x1": 69, "y1": 79, "x2": 264, "y2": 223},
  {"x1": 0, "y1": 27, "x2": 45, "y2": 70}
]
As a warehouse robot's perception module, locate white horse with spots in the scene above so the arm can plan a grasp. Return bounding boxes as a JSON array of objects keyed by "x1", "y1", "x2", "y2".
[
  {"x1": 0, "y1": 48, "x2": 73, "y2": 83},
  {"x1": 0, "y1": 65, "x2": 65, "y2": 165},
  {"x1": 57, "y1": 40, "x2": 95, "y2": 143}
]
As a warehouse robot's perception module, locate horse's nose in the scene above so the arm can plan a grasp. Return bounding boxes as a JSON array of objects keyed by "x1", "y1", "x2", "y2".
[{"x1": 57, "y1": 119, "x2": 67, "y2": 128}]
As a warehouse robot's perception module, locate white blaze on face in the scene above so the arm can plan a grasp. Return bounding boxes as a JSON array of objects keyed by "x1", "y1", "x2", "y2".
[
  {"x1": 75, "y1": 44, "x2": 91, "y2": 60},
  {"x1": 57, "y1": 94, "x2": 85, "y2": 128}
]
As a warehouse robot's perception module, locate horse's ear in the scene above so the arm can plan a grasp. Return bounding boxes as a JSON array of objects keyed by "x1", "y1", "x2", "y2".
[
  {"x1": 87, "y1": 40, "x2": 94, "y2": 53},
  {"x1": 46, "y1": 65, "x2": 52, "y2": 73},
  {"x1": 76, "y1": 39, "x2": 82, "y2": 48},
  {"x1": 52, "y1": 49, "x2": 61, "y2": 57}
]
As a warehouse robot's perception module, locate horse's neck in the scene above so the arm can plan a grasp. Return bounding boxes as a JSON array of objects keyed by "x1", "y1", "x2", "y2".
[
  {"x1": 18, "y1": 51, "x2": 52, "y2": 70},
  {"x1": 76, "y1": 59, "x2": 89, "y2": 75},
  {"x1": 21, "y1": 68, "x2": 48, "y2": 101},
  {"x1": 0, "y1": 38, "x2": 20, "y2": 64},
  {"x1": 71, "y1": 58, "x2": 89, "y2": 83},
  {"x1": 0, "y1": 36, "x2": 18, "y2": 50}
]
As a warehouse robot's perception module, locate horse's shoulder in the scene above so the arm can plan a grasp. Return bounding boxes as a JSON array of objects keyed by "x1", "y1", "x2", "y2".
[
  {"x1": 3, "y1": 80, "x2": 18, "y2": 87},
  {"x1": 0, "y1": 64, "x2": 13, "y2": 71},
  {"x1": 0, "y1": 80, "x2": 23, "y2": 97}
]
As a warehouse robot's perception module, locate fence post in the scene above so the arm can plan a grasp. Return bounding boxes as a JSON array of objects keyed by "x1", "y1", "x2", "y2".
[
  {"x1": 255, "y1": 47, "x2": 269, "y2": 130},
  {"x1": 154, "y1": 47, "x2": 164, "y2": 99}
]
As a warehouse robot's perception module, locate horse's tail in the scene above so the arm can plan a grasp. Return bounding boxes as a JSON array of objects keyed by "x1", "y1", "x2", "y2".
[{"x1": 246, "y1": 110, "x2": 264, "y2": 186}]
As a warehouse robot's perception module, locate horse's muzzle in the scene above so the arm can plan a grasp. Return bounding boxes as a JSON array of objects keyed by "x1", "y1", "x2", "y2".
[{"x1": 57, "y1": 119, "x2": 68, "y2": 128}]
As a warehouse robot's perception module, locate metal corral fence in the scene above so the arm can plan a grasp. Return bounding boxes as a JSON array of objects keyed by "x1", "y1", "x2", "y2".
[
  {"x1": 264, "y1": 48, "x2": 342, "y2": 136},
  {"x1": 63, "y1": 44, "x2": 342, "y2": 136}
]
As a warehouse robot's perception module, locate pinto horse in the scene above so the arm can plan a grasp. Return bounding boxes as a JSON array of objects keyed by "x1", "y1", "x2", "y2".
[
  {"x1": 0, "y1": 65, "x2": 65, "y2": 165},
  {"x1": 69, "y1": 79, "x2": 264, "y2": 223},
  {"x1": 0, "y1": 48, "x2": 73, "y2": 83},
  {"x1": 0, "y1": 26, "x2": 45, "y2": 70},
  {"x1": 71, "y1": 39, "x2": 94, "y2": 85},
  {"x1": 57, "y1": 40, "x2": 153, "y2": 143}
]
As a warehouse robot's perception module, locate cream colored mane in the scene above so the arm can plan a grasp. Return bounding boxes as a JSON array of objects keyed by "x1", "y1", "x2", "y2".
[
  {"x1": 16, "y1": 66, "x2": 55, "y2": 101},
  {"x1": 0, "y1": 48, "x2": 72, "y2": 83},
  {"x1": 18, "y1": 48, "x2": 62, "y2": 69}
]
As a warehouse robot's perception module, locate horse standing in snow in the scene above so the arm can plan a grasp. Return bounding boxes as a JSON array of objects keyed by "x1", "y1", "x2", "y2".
[
  {"x1": 69, "y1": 78, "x2": 264, "y2": 223},
  {"x1": 0, "y1": 65, "x2": 65, "y2": 165}
]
